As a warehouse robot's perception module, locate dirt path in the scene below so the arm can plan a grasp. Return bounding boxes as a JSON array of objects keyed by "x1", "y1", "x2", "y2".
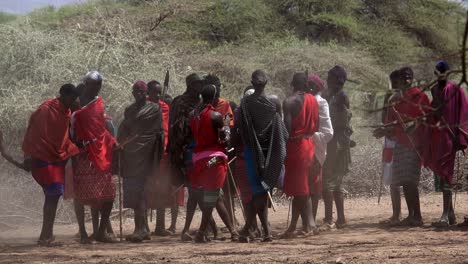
[{"x1": 1, "y1": 193, "x2": 468, "y2": 264}]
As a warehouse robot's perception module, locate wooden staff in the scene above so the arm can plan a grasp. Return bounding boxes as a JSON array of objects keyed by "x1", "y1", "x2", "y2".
[
  {"x1": 116, "y1": 134, "x2": 139, "y2": 242},
  {"x1": 286, "y1": 197, "x2": 291, "y2": 228},
  {"x1": 118, "y1": 151, "x2": 123, "y2": 242},
  {"x1": 227, "y1": 156, "x2": 246, "y2": 221},
  {"x1": 226, "y1": 168, "x2": 236, "y2": 225}
]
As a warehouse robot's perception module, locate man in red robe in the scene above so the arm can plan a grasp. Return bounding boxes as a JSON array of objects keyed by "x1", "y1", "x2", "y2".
[
  {"x1": 147, "y1": 80, "x2": 183, "y2": 236},
  {"x1": 189, "y1": 84, "x2": 237, "y2": 242},
  {"x1": 281, "y1": 73, "x2": 319, "y2": 238},
  {"x1": 1, "y1": 84, "x2": 80, "y2": 246},
  {"x1": 374, "y1": 67, "x2": 430, "y2": 226},
  {"x1": 428, "y1": 61, "x2": 468, "y2": 227},
  {"x1": 205, "y1": 74, "x2": 237, "y2": 227},
  {"x1": 71, "y1": 71, "x2": 117, "y2": 243}
]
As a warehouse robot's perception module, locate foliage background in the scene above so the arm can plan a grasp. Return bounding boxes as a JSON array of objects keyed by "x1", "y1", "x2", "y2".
[{"x1": 0, "y1": 0, "x2": 466, "y2": 224}]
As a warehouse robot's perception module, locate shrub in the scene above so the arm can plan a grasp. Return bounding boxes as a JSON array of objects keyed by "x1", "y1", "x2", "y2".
[
  {"x1": 200, "y1": 0, "x2": 276, "y2": 43},
  {"x1": 0, "y1": 12, "x2": 16, "y2": 24}
]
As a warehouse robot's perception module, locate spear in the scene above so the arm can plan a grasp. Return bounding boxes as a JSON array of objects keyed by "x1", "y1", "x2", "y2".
[{"x1": 162, "y1": 69, "x2": 170, "y2": 99}]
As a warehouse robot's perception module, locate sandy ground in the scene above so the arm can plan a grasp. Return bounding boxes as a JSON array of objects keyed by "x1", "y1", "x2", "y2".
[{"x1": 1, "y1": 193, "x2": 468, "y2": 264}]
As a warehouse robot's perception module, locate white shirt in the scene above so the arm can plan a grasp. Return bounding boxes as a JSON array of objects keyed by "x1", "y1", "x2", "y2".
[{"x1": 312, "y1": 94, "x2": 334, "y2": 165}]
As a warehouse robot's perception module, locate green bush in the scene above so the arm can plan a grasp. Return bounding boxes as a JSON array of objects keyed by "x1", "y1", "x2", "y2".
[
  {"x1": 200, "y1": 0, "x2": 276, "y2": 43},
  {"x1": 0, "y1": 12, "x2": 16, "y2": 24}
]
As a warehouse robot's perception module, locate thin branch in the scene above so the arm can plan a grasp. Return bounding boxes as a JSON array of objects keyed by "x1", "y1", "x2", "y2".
[{"x1": 150, "y1": 11, "x2": 173, "y2": 32}]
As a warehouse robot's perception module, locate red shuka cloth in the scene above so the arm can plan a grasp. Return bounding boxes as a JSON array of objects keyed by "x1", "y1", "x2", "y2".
[
  {"x1": 159, "y1": 100, "x2": 170, "y2": 149},
  {"x1": 22, "y1": 98, "x2": 80, "y2": 163},
  {"x1": 284, "y1": 94, "x2": 319, "y2": 196},
  {"x1": 31, "y1": 160, "x2": 67, "y2": 186},
  {"x1": 426, "y1": 81, "x2": 468, "y2": 183},
  {"x1": 387, "y1": 87, "x2": 430, "y2": 151},
  {"x1": 72, "y1": 97, "x2": 115, "y2": 172},
  {"x1": 190, "y1": 105, "x2": 227, "y2": 190}
]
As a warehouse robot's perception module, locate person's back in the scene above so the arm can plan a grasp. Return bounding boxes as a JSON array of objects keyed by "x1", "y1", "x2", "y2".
[{"x1": 237, "y1": 69, "x2": 288, "y2": 243}]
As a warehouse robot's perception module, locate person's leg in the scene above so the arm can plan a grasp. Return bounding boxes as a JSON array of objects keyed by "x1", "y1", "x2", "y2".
[
  {"x1": 168, "y1": 205, "x2": 178, "y2": 233},
  {"x1": 96, "y1": 201, "x2": 116, "y2": 243},
  {"x1": 106, "y1": 217, "x2": 115, "y2": 235},
  {"x1": 334, "y1": 190, "x2": 346, "y2": 228},
  {"x1": 38, "y1": 194, "x2": 61, "y2": 243},
  {"x1": 74, "y1": 200, "x2": 90, "y2": 244},
  {"x1": 281, "y1": 196, "x2": 305, "y2": 237},
  {"x1": 154, "y1": 207, "x2": 172, "y2": 236},
  {"x1": 90, "y1": 208, "x2": 99, "y2": 239},
  {"x1": 410, "y1": 183, "x2": 422, "y2": 225},
  {"x1": 401, "y1": 184, "x2": 414, "y2": 225},
  {"x1": 448, "y1": 190, "x2": 456, "y2": 225},
  {"x1": 215, "y1": 197, "x2": 239, "y2": 240},
  {"x1": 195, "y1": 205, "x2": 214, "y2": 243},
  {"x1": 255, "y1": 194, "x2": 272, "y2": 242},
  {"x1": 311, "y1": 194, "x2": 320, "y2": 221},
  {"x1": 181, "y1": 190, "x2": 198, "y2": 241},
  {"x1": 390, "y1": 185, "x2": 401, "y2": 222},
  {"x1": 322, "y1": 191, "x2": 334, "y2": 226},
  {"x1": 238, "y1": 201, "x2": 255, "y2": 242},
  {"x1": 300, "y1": 196, "x2": 318, "y2": 234}
]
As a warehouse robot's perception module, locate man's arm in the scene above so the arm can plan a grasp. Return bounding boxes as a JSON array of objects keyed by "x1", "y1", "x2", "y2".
[
  {"x1": 212, "y1": 111, "x2": 230, "y2": 146},
  {"x1": 283, "y1": 98, "x2": 293, "y2": 134}
]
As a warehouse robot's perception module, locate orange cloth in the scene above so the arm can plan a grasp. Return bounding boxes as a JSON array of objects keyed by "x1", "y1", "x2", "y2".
[
  {"x1": 284, "y1": 94, "x2": 319, "y2": 196},
  {"x1": 158, "y1": 100, "x2": 170, "y2": 149},
  {"x1": 72, "y1": 97, "x2": 115, "y2": 172},
  {"x1": 22, "y1": 98, "x2": 79, "y2": 162},
  {"x1": 215, "y1": 98, "x2": 234, "y2": 127}
]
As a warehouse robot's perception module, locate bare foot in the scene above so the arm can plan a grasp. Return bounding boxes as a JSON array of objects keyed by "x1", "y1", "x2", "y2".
[
  {"x1": 96, "y1": 233, "x2": 118, "y2": 243},
  {"x1": 181, "y1": 232, "x2": 193, "y2": 242},
  {"x1": 278, "y1": 231, "x2": 296, "y2": 239}
]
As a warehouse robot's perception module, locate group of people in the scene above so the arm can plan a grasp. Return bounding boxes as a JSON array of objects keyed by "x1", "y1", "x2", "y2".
[
  {"x1": 374, "y1": 61, "x2": 467, "y2": 228},
  {"x1": 0, "y1": 60, "x2": 466, "y2": 247}
]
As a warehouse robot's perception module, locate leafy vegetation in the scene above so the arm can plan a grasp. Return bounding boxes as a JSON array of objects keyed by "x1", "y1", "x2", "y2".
[{"x1": 0, "y1": 12, "x2": 16, "y2": 24}]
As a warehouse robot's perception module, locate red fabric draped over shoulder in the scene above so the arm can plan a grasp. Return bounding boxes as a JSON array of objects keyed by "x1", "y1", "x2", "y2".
[
  {"x1": 22, "y1": 98, "x2": 79, "y2": 162},
  {"x1": 72, "y1": 97, "x2": 115, "y2": 172},
  {"x1": 284, "y1": 93, "x2": 319, "y2": 196},
  {"x1": 387, "y1": 87, "x2": 430, "y2": 151}
]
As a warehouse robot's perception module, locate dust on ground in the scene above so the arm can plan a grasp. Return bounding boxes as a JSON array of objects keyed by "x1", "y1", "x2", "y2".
[{"x1": 1, "y1": 193, "x2": 468, "y2": 264}]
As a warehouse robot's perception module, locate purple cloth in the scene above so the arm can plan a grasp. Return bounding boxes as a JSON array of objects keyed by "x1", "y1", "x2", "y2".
[{"x1": 427, "y1": 81, "x2": 468, "y2": 183}]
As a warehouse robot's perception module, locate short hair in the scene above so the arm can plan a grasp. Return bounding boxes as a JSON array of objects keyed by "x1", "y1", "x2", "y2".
[
  {"x1": 205, "y1": 74, "x2": 221, "y2": 88},
  {"x1": 59, "y1": 83, "x2": 79, "y2": 97},
  {"x1": 147, "y1": 80, "x2": 161, "y2": 91},
  {"x1": 399, "y1": 67, "x2": 413, "y2": 81},
  {"x1": 389, "y1": 69, "x2": 400, "y2": 81},
  {"x1": 201, "y1": 84, "x2": 217, "y2": 102},
  {"x1": 328, "y1": 65, "x2": 347, "y2": 83},
  {"x1": 292, "y1": 72, "x2": 307, "y2": 91},
  {"x1": 251, "y1": 70, "x2": 268, "y2": 87}
]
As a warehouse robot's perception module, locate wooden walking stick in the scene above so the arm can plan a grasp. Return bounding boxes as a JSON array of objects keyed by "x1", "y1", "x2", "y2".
[
  {"x1": 226, "y1": 169, "x2": 236, "y2": 225},
  {"x1": 118, "y1": 151, "x2": 123, "y2": 242},
  {"x1": 227, "y1": 158, "x2": 246, "y2": 221},
  {"x1": 286, "y1": 197, "x2": 291, "y2": 228},
  {"x1": 116, "y1": 134, "x2": 138, "y2": 242}
]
